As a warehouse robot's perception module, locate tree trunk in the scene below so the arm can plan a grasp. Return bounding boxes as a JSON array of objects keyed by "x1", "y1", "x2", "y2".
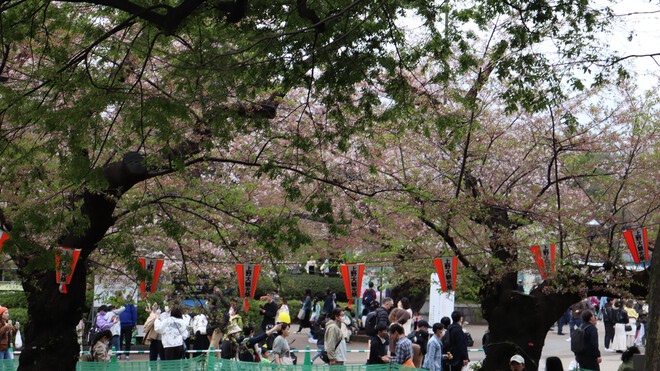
[
  {"x1": 18, "y1": 262, "x2": 88, "y2": 371},
  {"x1": 479, "y1": 273, "x2": 581, "y2": 371},
  {"x1": 646, "y1": 236, "x2": 659, "y2": 371}
]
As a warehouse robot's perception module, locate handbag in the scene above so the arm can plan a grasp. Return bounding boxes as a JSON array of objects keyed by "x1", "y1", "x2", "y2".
[
  {"x1": 14, "y1": 330, "x2": 22, "y2": 349},
  {"x1": 624, "y1": 324, "x2": 632, "y2": 332},
  {"x1": 297, "y1": 308, "x2": 306, "y2": 320},
  {"x1": 320, "y1": 338, "x2": 341, "y2": 364},
  {"x1": 280, "y1": 354, "x2": 294, "y2": 365}
]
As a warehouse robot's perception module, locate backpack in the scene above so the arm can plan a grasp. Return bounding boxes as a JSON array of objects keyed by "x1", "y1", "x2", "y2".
[
  {"x1": 570, "y1": 324, "x2": 591, "y2": 354},
  {"x1": 364, "y1": 311, "x2": 378, "y2": 336},
  {"x1": 363, "y1": 289, "x2": 375, "y2": 306},
  {"x1": 86, "y1": 323, "x2": 99, "y2": 346},
  {"x1": 615, "y1": 308, "x2": 629, "y2": 324}
]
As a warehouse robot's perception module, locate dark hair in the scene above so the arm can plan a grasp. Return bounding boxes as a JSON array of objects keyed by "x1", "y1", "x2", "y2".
[
  {"x1": 388, "y1": 323, "x2": 404, "y2": 335},
  {"x1": 440, "y1": 316, "x2": 451, "y2": 328},
  {"x1": 90, "y1": 329, "x2": 112, "y2": 356},
  {"x1": 375, "y1": 324, "x2": 388, "y2": 332},
  {"x1": 97, "y1": 305, "x2": 108, "y2": 313},
  {"x1": 243, "y1": 325, "x2": 255, "y2": 335},
  {"x1": 331, "y1": 307, "x2": 343, "y2": 320},
  {"x1": 545, "y1": 356, "x2": 564, "y2": 371},
  {"x1": 369, "y1": 282, "x2": 374, "y2": 288},
  {"x1": 581, "y1": 310, "x2": 594, "y2": 323},
  {"x1": 399, "y1": 297, "x2": 411, "y2": 310},
  {"x1": 432, "y1": 323, "x2": 445, "y2": 333},
  {"x1": 621, "y1": 346, "x2": 640, "y2": 363},
  {"x1": 171, "y1": 306, "x2": 183, "y2": 319},
  {"x1": 280, "y1": 323, "x2": 290, "y2": 331},
  {"x1": 451, "y1": 311, "x2": 462, "y2": 323}
]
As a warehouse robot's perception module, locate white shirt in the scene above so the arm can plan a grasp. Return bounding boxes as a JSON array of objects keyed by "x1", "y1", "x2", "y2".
[
  {"x1": 154, "y1": 312, "x2": 189, "y2": 348},
  {"x1": 105, "y1": 306, "x2": 126, "y2": 336},
  {"x1": 192, "y1": 314, "x2": 208, "y2": 335}
]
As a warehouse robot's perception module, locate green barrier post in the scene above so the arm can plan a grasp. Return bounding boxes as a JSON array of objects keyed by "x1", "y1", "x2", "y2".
[
  {"x1": 207, "y1": 346, "x2": 215, "y2": 371},
  {"x1": 303, "y1": 346, "x2": 312, "y2": 371}
]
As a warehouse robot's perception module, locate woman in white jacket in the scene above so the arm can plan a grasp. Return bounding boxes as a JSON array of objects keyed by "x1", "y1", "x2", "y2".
[{"x1": 154, "y1": 306, "x2": 189, "y2": 360}]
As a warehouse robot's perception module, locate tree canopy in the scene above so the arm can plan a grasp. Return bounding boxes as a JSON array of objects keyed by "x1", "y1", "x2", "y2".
[{"x1": 0, "y1": 0, "x2": 658, "y2": 370}]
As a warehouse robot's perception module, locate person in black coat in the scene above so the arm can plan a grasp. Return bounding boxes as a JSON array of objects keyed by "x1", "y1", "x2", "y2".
[
  {"x1": 574, "y1": 310, "x2": 602, "y2": 370},
  {"x1": 259, "y1": 293, "x2": 278, "y2": 332},
  {"x1": 367, "y1": 324, "x2": 389, "y2": 364},
  {"x1": 443, "y1": 311, "x2": 469, "y2": 371}
]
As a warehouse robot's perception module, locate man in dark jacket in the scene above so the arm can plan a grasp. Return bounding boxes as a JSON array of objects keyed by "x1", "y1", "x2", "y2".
[
  {"x1": 367, "y1": 324, "x2": 389, "y2": 364},
  {"x1": 574, "y1": 310, "x2": 602, "y2": 370},
  {"x1": 259, "y1": 293, "x2": 278, "y2": 332},
  {"x1": 443, "y1": 311, "x2": 469, "y2": 371},
  {"x1": 375, "y1": 298, "x2": 393, "y2": 329},
  {"x1": 602, "y1": 298, "x2": 615, "y2": 350}
]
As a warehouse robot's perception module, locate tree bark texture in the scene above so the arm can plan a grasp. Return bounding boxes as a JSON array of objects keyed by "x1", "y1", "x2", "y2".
[
  {"x1": 479, "y1": 273, "x2": 582, "y2": 371},
  {"x1": 645, "y1": 236, "x2": 658, "y2": 371}
]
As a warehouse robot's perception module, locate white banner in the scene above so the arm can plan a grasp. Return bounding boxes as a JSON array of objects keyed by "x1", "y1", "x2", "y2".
[{"x1": 429, "y1": 273, "x2": 455, "y2": 325}]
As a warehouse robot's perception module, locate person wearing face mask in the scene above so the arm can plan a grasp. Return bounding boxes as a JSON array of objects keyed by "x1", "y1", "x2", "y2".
[
  {"x1": 90, "y1": 330, "x2": 113, "y2": 362},
  {"x1": 423, "y1": 323, "x2": 448, "y2": 371}
]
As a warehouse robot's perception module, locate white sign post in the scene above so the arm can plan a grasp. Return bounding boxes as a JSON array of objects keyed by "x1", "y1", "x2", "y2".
[{"x1": 429, "y1": 273, "x2": 455, "y2": 325}]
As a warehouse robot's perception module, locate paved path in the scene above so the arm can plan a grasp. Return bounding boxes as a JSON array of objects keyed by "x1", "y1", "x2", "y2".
[{"x1": 117, "y1": 321, "x2": 630, "y2": 370}]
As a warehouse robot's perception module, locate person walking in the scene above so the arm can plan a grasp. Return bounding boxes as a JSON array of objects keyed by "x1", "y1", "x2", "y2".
[
  {"x1": 310, "y1": 315, "x2": 326, "y2": 364},
  {"x1": 270, "y1": 323, "x2": 293, "y2": 364},
  {"x1": 297, "y1": 289, "x2": 313, "y2": 333},
  {"x1": 324, "y1": 308, "x2": 347, "y2": 365},
  {"x1": 422, "y1": 323, "x2": 445, "y2": 371},
  {"x1": 573, "y1": 310, "x2": 602, "y2": 371},
  {"x1": 602, "y1": 298, "x2": 615, "y2": 351},
  {"x1": 444, "y1": 311, "x2": 469, "y2": 370},
  {"x1": 323, "y1": 289, "x2": 335, "y2": 315},
  {"x1": 119, "y1": 299, "x2": 137, "y2": 361},
  {"x1": 611, "y1": 300, "x2": 629, "y2": 352}
]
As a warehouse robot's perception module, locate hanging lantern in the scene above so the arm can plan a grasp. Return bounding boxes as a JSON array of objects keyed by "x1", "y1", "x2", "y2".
[
  {"x1": 0, "y1": 230, "x2": 8, "y2": 252},
  {"x1": 622, "y1": 227, "x2": 649, "y2": 264},
  {"x1": 55, "y1": 247, "x2": 81, "y2": 294},
  {"x1": 530, "y1": 244, "x2": 556, "y2": 279},
  {"x1": 236, "y1": 264, "x2": 261, "y2": 311},
  {"x1": 139, "y1": 258, "x2": 164, "y2": 297},
  {"x1": 433, "y1": 257, "x2": 457, "y2": 292},
  {"x1": 339, "y1": 263, "x2": 365, "y2": 308}
]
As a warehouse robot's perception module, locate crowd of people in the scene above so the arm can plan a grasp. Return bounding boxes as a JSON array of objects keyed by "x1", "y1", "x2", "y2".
[{"x1": 80, "y1": 288, "x2": 648, "y2": 371}]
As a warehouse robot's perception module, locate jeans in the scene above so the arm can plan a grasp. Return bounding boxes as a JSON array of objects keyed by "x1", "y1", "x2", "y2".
[
  {"x1": 569, "y1": 317, "x2": 582, "y2": 337},
  {"x1": 0, "y1": 349, "x2": 11, "y2": 359},
  {"x1": 311, "y1": 344, "x2": 325, "y2": 363},
  {"x1": 112, "y1": 335, "x2": 121, "y2": 355}
]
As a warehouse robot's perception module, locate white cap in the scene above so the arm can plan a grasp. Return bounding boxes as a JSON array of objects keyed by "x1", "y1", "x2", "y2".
[{"x1": 510, "y1": 355, "x2": 525, "y2": 364}]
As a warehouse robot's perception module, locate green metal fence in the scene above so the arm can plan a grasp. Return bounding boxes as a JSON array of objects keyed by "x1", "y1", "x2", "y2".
[{"x1": 0, "y1": 358, "x2": 417, "y2": 371}]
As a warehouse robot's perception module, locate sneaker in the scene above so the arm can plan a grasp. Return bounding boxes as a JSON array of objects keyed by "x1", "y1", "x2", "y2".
[
  {"x1": 125, "y1": 356, "x2": 130, "y2": 361},
  {"x1": 565, "y1": 337, "x2": 571, "y2": 342}
]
